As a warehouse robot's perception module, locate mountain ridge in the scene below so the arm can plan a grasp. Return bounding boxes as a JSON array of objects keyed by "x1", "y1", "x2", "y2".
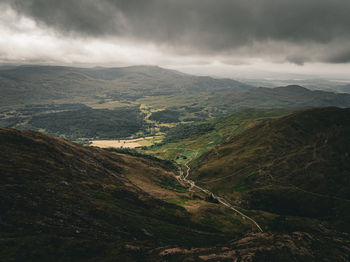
[{"x1": 190, "y1": 107, "x2": 350, "y2": 232}]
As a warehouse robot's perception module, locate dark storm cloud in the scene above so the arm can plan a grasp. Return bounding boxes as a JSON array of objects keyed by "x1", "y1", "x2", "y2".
[
  {"x1": 3, "y1": 0, "x2": 350, "y2": 63},
  {"x1": 326, "y1": 50, "x2": 350, "y2": 63}
]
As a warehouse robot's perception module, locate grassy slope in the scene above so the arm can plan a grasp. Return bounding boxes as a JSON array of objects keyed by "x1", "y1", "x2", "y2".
[
  {"x1": 142, "y1": 109, "x2": 292, "y2": 164},
  {"x1": 0, "y1": 128, "x2": 247, "y2": 261},
  {"x1": 191, "y1": 107, "x2": 350, "y2": 232}
]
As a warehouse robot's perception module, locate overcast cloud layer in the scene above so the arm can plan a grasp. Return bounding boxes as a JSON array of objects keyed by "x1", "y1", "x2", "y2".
[{"x1": 1, "y1": 0, "x2": 350, "y2": 77}]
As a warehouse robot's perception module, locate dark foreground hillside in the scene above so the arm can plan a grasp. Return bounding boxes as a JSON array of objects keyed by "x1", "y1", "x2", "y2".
[
  {"x1": 0, "y1": 128, "x2": 234, "y2": 261},
  {"x1": 1, "y1": 127, "x2": 350, "y2": 261}
]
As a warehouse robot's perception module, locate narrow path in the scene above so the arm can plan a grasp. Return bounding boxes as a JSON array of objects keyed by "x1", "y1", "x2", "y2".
[{"x1": 176, "y1": 157, "x2": 263, "y2": 232}]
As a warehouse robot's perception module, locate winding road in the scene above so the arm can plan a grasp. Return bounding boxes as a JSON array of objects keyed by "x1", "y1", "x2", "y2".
[{"x1": 176, "y1": 157, "x2": 263, "y2": 232}]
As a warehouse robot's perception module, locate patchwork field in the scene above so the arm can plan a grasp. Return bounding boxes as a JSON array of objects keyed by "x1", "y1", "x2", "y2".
[
  {"x1": 140, "y1": 109, "x2": 291, "y2": 164},
  {"x1": 91, "y1": 136, "x2": 163, "y2": 148}
]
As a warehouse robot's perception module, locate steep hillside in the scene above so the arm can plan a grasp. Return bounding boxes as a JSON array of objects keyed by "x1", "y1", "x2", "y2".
[
  {"x1": 0, "y1": 128, "x2": 243, "y2": 261},
  {"x1": 1, "y1": 126, "x2": 350, "y2": 261},
  {"x1": 192, "y1": 107, "x2": 350, "y2": 232}
]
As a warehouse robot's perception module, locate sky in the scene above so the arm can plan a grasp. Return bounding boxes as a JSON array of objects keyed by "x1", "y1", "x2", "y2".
[{"x1": 1, "y1": 0, "x2": 350, "y2": 79}]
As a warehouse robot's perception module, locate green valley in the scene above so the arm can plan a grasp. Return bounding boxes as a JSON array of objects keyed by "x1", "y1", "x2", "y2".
[
  {"x1": 1, "y1": 66, "x2": 350, "y2": 261},
  {"x1": 141, "y1": 108, "x2": 292, "y2": 163}
]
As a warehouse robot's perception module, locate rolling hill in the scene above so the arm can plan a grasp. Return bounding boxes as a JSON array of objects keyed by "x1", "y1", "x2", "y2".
[
  {"x1": 0, "y1": 65, "x2": 251, "y2": 107},
  {"x1": 142, "y1": 108, "x2": 292, "y2": 163},
  {"x1": 208, "y1": 85, "x2": 350, "y2": 111},
  {"x1": 2, "y1": 66, "x2": 350, "y2": 141},
  {"x1": 191, "y1": 107, "x2": 350, "y2": 233}
]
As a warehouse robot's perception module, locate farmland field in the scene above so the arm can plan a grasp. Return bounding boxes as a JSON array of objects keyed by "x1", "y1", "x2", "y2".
[{"x1": 91, "y1": 136, "x2": 162, "y2": 148}]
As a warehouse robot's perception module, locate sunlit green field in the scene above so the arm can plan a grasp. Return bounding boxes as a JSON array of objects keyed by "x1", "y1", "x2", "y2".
[{"x1": 139, "y1": 109, "x2": 291, "y2": 164}]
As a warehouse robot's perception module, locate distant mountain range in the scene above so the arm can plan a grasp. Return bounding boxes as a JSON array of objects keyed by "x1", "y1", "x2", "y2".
[
  {"x1": 334, "y1": 83, "x2": 350, "y2": 94},
  {"x1": 0, "y1": 65, "x2": 251, "y2": 107},
  {"x1": 241, "y1": 78, "x2": 350, "y2": 94},
  {"x1": 1, "y1": 65, "x2": 350, "y2": 140},
  {"x1": 215, "y1": 84, "x2": 350, "y2": 109},
  {"x1": 1, "y1": 65, "x2": 350, "y2": 110}
]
